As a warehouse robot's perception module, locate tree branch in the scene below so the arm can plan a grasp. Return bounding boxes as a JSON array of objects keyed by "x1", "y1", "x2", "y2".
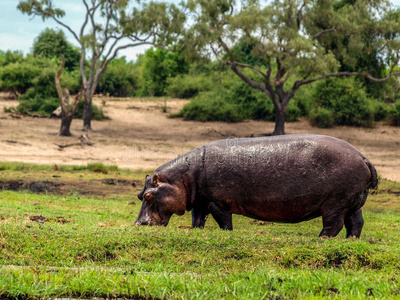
[
  {"x1": 313, "y1": 28, "x2": 337, "y2": 39},
  {"x1": 55, "y1": 55, "x2": 68, "y2": 112},
  {"x1": 51, "y1": 16, "x2": 80, "y2": 44},
  {"x1": 230, "y1": 64, "x2": 271, "y2": 97},
  {"x1": 71, "y1": 86, "x2": 84, "y2": 114}
]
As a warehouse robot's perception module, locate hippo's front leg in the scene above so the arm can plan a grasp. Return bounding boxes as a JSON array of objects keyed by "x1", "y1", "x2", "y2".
[
  {"x1": 191, "y1": 207, "x2": 209, "y2": 228},
  {"x1": 208, "y1": 202, "x2": 233, "y2": 230}
]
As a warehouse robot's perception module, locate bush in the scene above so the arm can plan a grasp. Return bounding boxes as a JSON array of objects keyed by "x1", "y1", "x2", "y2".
[
  {"x1": 136, "y1": 48, "x2": 189, "y2": 97},
  {"x1": 167, "y1": 73, "x2": 213, "y2": 98},
  {"x1": 370, "y1": 101, "x2": 389, "y2": 122},
  {"x1": 17, "y1": 97, "x2": 59, "y2": 115},
  {"x1": 74, "y1": 101, "x2": 107, "y2": 121},
  {"x1": 174, "y1": 71, "x2": 303, "y2": 123},
  {"x1": 309, "y1": 107, "x2": 335, "y2": 128},
  {"x1": 292, "y1": 83, "x2": 316, "y2": 116},
  {"x1": 96, "y1": 58, "x2": 137, "y2": 97},
  {"x1": 175, "y1": 91, "x2": 242, "y2": 122},
  {"x1": 312, "y1": 78, "x2": 374, "y2": 127},
  {"x1": 16, "y1": 97, "x2": 106, "y2": 120},
  {"x1": 0, "y1": 50, "x2": 24, "y2": 67},
  {"x1": 0, "y1": 62, "x2": 40, "y2": 95},
  {"x1": 387, "y1": 101, "x2": 400, "y2": 126}
]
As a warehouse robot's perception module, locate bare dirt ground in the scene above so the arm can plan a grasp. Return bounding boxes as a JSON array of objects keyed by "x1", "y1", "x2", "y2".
[{"x1": 0, "y1": 95, "x2": 399, "y2": 181}]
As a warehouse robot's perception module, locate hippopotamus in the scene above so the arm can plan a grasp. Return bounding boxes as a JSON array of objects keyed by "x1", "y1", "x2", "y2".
[{"x1": 135, "y1": 134, "x2": 377, "y2": 237}]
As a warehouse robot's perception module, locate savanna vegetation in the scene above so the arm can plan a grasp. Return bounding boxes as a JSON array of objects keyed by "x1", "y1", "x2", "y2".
[
  {"x1": 0, "y1": 162, "x2": 400, "y2": 299},
  {"x1": 1, "y1": 0, "x2": 400, "y2": 135}
]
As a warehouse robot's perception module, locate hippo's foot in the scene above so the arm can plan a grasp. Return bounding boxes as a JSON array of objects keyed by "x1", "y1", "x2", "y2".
[
  {"x1": 208, "y1": 202, "x2": 233, "y2": 230},
  {"x1": 344, "y1": 208, "x2": 364, "y2": 238},
  {"x1": 319, "y1": 210, "x2": 345, "y2": 237}
]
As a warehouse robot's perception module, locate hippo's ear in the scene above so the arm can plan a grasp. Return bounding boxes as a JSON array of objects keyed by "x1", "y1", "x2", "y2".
[
  {"x1": 153, "y1": 174, "x2": 159, "y2": 187},
  {"x1": 145, "y1": 175, "x2": 149, "y2": 179}
]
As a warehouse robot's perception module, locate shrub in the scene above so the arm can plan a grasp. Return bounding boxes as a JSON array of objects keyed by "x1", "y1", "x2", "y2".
[
  {"x1": 312, "y1": 78, "x2": 374, "y2": 127},
  {"x1": 387, "y1": 101, "x2": 400, "y2": 126},
  {"x1": 292, "y1": 83, "x2": 316, "y2": 116},
  {"x1": 136, "y1": 48, "x2": 189, "y2": 97},
  {"x1": 0, "y1": 50, "x2": 24, "y2": 67},
  {"x1": 167, "y1": 73, "x2": 213, "y2": 98},
  {"x1": 17, "y1": 97, "x2": 59, "y2": 115},
  {"x1": 309, "y1": 107, "x2": 335, "y2": 128},
  {"x1": 370, "y1": 101, "x2": 389, "y2": 122},
  {"x1": 174, "y1": 72, "x2": 302, "y2": 123},
  {"x1": 176, "y1": 91, "x2": 242, "y2": 122},
  {"x1": 74, "y1": 101, "x2": 107, "y2": 121},
  {"x1": 97, "y1": 58, "x2": 137, "y2": 97},
  {"x1": 0, "y1": 62, "x2": 40, "y2": 95},
  {"x1": 16, "y1": 97, "x2": 106, "y2": 120}
]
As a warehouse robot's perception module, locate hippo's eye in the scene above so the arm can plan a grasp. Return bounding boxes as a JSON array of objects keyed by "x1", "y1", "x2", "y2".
[{"x1": 144, "y1": 192, "x2": 153, "y2": 203}]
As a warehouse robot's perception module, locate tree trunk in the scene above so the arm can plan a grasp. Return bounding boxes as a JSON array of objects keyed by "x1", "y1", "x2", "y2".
[
  {"x1": 83, "y1": 93, "x2": 92, "y2": 131},
  {"x1": 59, "y1": 111, "x2": 73, "y2": 136},
  {"x1": 272, "y1": 105, "x2": 286, "y2": 135}
]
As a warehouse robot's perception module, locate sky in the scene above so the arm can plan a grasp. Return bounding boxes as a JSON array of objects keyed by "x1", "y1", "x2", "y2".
[
  {"x1": 0, "y1": 0, "x2": 151, "y2": 62},
  {"x1": 1, "y1": 0, "x2": 400, "y2": 63}
]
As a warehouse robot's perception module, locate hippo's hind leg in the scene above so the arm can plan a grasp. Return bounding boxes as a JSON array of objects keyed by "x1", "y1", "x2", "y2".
[
  {"x1": 344, "y1": 190, "x2": 368, "y2": 238},
  {"x1": 319, "y1": 209, "x2": 345, "y2": 237},
  {"x1": 208, "y1": 202, "x2": 233, "y2": 230},
  {"x1": 344, "y1": 208, "x2": 364, "y2": 238}
]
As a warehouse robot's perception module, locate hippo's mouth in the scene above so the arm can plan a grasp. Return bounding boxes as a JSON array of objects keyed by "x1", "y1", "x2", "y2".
[{"x1": 135, "y1": 213, "x2": 170, "y2": 227}]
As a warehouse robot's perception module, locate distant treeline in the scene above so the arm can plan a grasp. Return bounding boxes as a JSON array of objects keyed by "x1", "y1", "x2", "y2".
[{"x1": 0, "y1": 28, "x2": 399, "y2": 127}]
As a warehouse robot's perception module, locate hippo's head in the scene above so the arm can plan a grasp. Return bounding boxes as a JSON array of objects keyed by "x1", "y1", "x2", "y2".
[{"x1": 135, "y1": 173, "x2": 187, "y2": 226}]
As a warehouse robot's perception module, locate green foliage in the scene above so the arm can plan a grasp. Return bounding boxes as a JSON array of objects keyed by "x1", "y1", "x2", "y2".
[
  {"x1": 16, "y1": 56, "x2": 81, "y2": 100},
  {"x1": 387, "y1": 101, "x2": 400, "y2": 126},
  {"x1": 309, "y1": 107, "x2": 335, "y2": 128},
  {"x1": 167, "y1": 73, "x2": 213, "y2": 98},
  {"x1": 313, "y1": 0, "x2": 388, "y2": 99},
  {"x1": 33, "y1": 28, "x2": 80, "y2": 71},
  {"x1": 311, "y1": 78, "x2": 375, "y2": 127},
  {"x1": 229, "y1": 36, "x2": 267, "y2": 67},
  {"x1": 0, "y1": 50, "x2": 24, "y2": 67},
  {"x1": 370, "y1": 100, "x2": 390, "y2": 122},
  {"x1": 74, "y1": 101, "x2": 107, "y2": 121},
  {"x1": 16, "y1": 97, "x2": 60, "y2": 116},
  {"x1": 184, "y1": 0, "x2": 400, "y2": 134},
  {"x1": 16, "y1": 97, "x2": 106, "y2": 120},
  {"x1": 96, "y1": 58, "x2": 137, "y2": 97},
  {"x1": 177, "y1": 91, "x2": 243, "y2": 122},
  {"x1": 136, "y1": 48, "x2": 189, "y2": 97},
  {"x1": 0, "y1": 62, "x2": 40, "y2": 95},
  {"x1": 174, "y1": 70, "x2": 302, "y2": 122}
]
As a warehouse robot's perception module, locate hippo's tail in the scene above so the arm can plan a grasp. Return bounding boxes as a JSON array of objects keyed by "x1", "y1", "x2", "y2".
[{"x1": 364, "y1": 158, "x2": 378, "y2": 189}]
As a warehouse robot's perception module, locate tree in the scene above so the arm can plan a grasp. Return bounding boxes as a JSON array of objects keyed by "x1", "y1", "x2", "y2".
[
  {"x1": 55, "y1": 55, "x2": 84, "y2": 136},
  {"x1": 18, "y1": 0, "x2": 185, "y2": 131},
  {"x1": 185, "y1": 0, "x2": 400, "y2": 135},
  {"x1": 137, "y1": 47, "x2": 189, "y2": 96},
  {"x1": 33, "y1": 28, "x2": 80, "y2": 71}
]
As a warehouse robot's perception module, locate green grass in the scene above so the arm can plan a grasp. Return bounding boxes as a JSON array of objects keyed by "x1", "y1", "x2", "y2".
[{"x1": 0, "y1": 163, "x2": 400, "y2": 299}]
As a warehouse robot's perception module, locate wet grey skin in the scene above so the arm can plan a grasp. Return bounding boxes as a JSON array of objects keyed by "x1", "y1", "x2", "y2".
[{"x1": 135, "y1": 134, "x2": 378, "y2": 238}]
